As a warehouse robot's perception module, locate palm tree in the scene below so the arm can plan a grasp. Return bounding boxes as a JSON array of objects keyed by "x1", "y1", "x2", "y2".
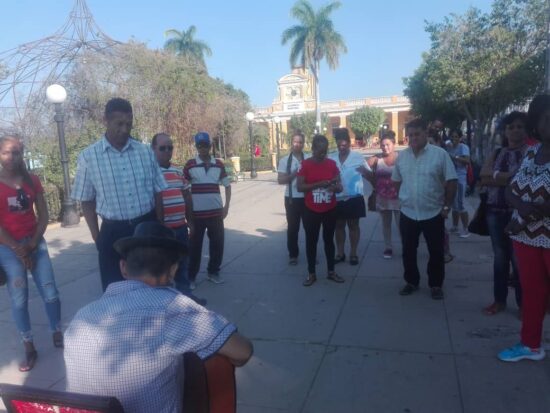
[
  {"x1": 164, "y1": 25, "x2": 212, "y2": 69},
  {"x1": 281, "y1": 0, "x2": 347, "y2": 130}
]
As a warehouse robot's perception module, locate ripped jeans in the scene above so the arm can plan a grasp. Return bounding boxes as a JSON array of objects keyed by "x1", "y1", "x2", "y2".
[{"x1": 0, "y1": 237, "x2": 61, "y2": 342}]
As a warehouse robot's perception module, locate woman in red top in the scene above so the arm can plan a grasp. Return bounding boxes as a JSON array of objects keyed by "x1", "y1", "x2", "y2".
[
  {"x1": 0, "y1": 136, "x2": 62, "y2": 372},
  {"x1": 297, "y1": 135, "x2": 344, "y2": 286}
]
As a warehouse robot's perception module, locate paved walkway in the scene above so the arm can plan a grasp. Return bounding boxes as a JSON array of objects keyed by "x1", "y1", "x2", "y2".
[{"x1": 1, "y1": 172, "x2": 549, "y2": 412}]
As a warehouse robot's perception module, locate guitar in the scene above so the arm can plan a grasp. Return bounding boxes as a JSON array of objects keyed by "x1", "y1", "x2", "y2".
[{"x1": 183, "y1": 353, "x2": 236, "y2": 413}]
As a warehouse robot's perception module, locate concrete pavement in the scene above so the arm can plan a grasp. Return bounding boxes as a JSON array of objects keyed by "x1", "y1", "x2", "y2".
[{"x1": 1, "y1": 172, "x2": 549, "y2": 412}]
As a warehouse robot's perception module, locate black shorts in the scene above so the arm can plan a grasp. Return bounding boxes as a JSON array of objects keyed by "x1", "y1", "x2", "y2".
[{"x1": 336, "y1": 196, "x2": 366, "y2": 220}]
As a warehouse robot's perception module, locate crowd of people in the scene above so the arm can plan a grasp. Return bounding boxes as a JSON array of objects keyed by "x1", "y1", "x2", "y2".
[{"x1": 0, "y1": 93, "x2": 548, "y2": 411}]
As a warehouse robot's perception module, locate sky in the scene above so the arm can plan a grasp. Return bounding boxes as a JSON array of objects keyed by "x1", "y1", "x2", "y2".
[{"x1": 0, "y1": 0, "x2": 494, "y2": 108}]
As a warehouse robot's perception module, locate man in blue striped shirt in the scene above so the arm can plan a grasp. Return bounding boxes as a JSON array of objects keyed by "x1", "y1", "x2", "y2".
[{"x1": 71, "y1": 98, "x2": 166, "y2": 290}]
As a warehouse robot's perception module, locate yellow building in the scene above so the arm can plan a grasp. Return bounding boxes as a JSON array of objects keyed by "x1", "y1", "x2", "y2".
[{"x1": 254, "y1": 67, "x2": 412, "y2": 148}]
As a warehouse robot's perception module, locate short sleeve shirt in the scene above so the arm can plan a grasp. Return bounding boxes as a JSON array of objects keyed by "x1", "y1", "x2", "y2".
[
  {"x1": 160, "y1": 164, "x2": 190, "y2": 228},
  {"x1": 447, "y1": 143, "x2": 470, "y2": 181},
  {"x1": 329, "y1": 150, "x2": 368, "y2": 200},
  {"x1": 0, "y1": 174, "x2": 43, "y2": 240},
  {"x1": 64, "y1": 280, "x2": 236, "y2": 413},
  {"x1": 297, "y1": 158, "x2": 339, "y2": 212},
  {"x1": 277, "y1": 153, "x2": 310, "y2": 198},
  {"x1": 71, "y1": 137, "x2": 167, "y2": 220},
  {"x1": 392, "y1": 144, "x2": 457, "y2": 221},
  {"x1": 184, "y1": 156, "x2": 230, "y2": 219}
]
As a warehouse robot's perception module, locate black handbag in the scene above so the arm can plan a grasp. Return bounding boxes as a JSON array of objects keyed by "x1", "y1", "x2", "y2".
[{"x1": 468, "y1": 192, "x2": 489, "y2": 236}]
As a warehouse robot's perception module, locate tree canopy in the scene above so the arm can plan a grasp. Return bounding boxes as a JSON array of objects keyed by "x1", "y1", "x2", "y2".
[
  {"x1": 348, "y1": 107, "x2": 386, "y2": 140},
  {"x1": 403, "y1": 0, "x2": 546, "y2": 156},
  {"x1": 281, "y1": 0, "x2": 347, "y2": 128},
  {"x1": 289, "y1": 111, "x2": 329, "y2": 143},
  {"x1": 164, "y1": 25, "x2": 212, "y2": 70}
]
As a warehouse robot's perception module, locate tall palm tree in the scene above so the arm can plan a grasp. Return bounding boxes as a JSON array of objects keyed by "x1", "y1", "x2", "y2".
[
  {"x1": 164, "y1": 25, "x2": 212, "y2": 69},
  {"x1": 281, "y1": 0, "x2": 347, "y2": 130}
]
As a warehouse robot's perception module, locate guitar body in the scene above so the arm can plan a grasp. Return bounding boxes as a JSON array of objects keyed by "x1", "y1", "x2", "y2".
[{"x1": 182, "y1": 353, "x2": 236, "y2": 413}]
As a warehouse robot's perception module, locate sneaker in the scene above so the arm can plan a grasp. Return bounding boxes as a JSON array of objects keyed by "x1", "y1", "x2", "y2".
[
  {"x1": 431, "y1": 287, "x2": 444, "y2": 300},
  {"x1": 449, "y1": 226, "x2": 459, "y2": 234},
  {"x1": 399, "y1": 283, "x2": 419, "y2": 296},
  {"x1": 498, "y1": 343, "x2": 546, "y2": 362},
  {"x1": 459, "y1": 231, "x2": 471, "y2": 238},
  {"x1": 189, "y1": 281, "x2": 197, "y2": 290},
  {"x1": 207, "y1": 273, "x2": 225, "y2": 284},
  {"x1": 383, "y1": 249, "x2": 393, "y2": 259},
  {"x1": 289, "y1": 257, "x2": 298, "y2": 265}
]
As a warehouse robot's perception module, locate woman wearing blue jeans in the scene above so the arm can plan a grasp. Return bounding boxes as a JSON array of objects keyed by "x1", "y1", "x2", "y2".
[
  {"x1": 479, "y1": 112, "x2": 528, "y2": 315},
  {"x1": 0, "y1": 135, "x2": 62, "y2": 371}
]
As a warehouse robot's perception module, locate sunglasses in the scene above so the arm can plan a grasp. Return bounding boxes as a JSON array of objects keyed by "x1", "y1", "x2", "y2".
[
  {"x1": 16, "y1": 187, "x2": 29, "y2": 210},
  {"x1": 158, "y1": 145, "x2": 173, "y2": 152}
]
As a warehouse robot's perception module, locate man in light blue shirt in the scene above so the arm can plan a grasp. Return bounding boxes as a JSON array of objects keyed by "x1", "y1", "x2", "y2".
[
  {"x1": 446, "y1": 129, "x2": 471, "y2": 237},
  {"x1": 72, "y1": 98, "x2": 166, "y2": 290},
  {"x1": 392, "y1": 118, "x2": 457, "y2": 299}
]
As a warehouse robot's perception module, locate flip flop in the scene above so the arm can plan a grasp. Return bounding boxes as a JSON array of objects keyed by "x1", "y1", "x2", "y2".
[
  {"x1": 349, "y1": 256, "x2": 359, "y2": 265},
  {"x1": 53, "y1": 331, "x2": 64, "y2": 348}
]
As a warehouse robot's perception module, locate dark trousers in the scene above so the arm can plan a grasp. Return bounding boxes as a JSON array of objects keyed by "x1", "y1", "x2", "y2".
[
  {"x1": 302, "y1": 207, "x2": 337, "y2": 274},
  {"x1": 285, "y1": 197, "x2": 305, "y2": 258},
  {"x1": 486, "y1": 211, "x2": 521, "y2": 307},
  {"x1": 96, "y1": 210, "x2": 157, "y2": 291},
  {"x1": 188, "y1": 216, "x2": 224, "y2": 281},
  {"x1": 399, "y1": 213, "x2": 445, "y2": 288}
]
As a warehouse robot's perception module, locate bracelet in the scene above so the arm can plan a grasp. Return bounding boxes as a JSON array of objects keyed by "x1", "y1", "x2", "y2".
[{"x1": 492, "y1": 170, "x2": 499, "y2": 180}]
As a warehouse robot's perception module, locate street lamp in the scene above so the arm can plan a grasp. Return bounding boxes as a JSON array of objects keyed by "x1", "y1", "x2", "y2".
[
  {"x1": 315, "y1": 121, "x2": 321, "y2": 134},
  {"x1": 273, "y1": 116, "x2": 281, "y2": 167},
  {"x1": 46, "y1": 84, "x2": 79, "y2": 227},
  {"x1": 245, "y1": 111, "x2": 257, "y2": 179}
]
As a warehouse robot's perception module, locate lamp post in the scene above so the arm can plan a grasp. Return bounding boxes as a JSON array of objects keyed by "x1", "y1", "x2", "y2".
[
  {"x1": 46, "y1": 84, "x2": 79, "y2": 227},
  {"x1": 245, "y1": 112, "x2": 257, "y2": 179},
  {"x1": 273, "y1": 116, "x2": 281, "y2": 166}
]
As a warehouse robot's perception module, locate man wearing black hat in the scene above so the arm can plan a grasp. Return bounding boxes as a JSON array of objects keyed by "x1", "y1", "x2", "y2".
[
  {"x1": 184, "y1": 132, "x2": 231, "y2": 288},
  {"x1": 64, "y1": 221, "x2": 253, "y2": 413}
]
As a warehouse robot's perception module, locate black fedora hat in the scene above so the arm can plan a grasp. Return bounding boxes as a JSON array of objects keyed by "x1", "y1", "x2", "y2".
[{"x1": 114, "y1": 221, "x2": 187, "y2": 258}]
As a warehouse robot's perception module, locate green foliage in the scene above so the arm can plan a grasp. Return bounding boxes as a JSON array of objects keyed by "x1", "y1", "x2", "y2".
[
  {"x1": 348, "y1": 107, "x2": 386, "y2": 139},
  {"x1": 404, "y1": 0, "x2": 546, "y2": 154},
  {"x1": 281, "y1": 0, "x2": 347, "y2": 124},
  {"x1": 288, "y1": 112, "x2": 329, "y2": 142},
  {"x1": 164, "y1": 26, "x2": 212, "y2": 70}
]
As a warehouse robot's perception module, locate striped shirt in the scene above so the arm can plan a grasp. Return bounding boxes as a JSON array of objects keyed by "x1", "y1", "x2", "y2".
[
  {"x1": 160, "y1": 164, "x2": 190, "y2": 228},
  {"x1": 71, "y1": 137, "x2": 166, "y2": 220},
  {"x1": 64, "y1": 280, "x2": 236, "y2": 413},
  {"x1": 392, "y1": 144, "x2": 457, "y2": 221},
  {"x1": 183, "y1": 156, "x2": 230, "y2": 219}
]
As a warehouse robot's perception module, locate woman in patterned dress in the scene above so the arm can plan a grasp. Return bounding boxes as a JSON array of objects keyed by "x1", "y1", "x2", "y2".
[
  {"x1": 365, "y1": 130, "x2": 400, "y2": 259},
  {"x1": 498, "y1": 95, "x2": 550, "y2": 362}
]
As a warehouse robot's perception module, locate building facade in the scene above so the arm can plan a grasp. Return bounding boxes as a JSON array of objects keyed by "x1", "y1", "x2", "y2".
[{"x1": 254, "y1": 67, "x2": 412, "y2": 149}]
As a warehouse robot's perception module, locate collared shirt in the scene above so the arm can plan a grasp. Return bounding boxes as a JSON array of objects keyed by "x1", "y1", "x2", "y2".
[
  {"x1": 183, "y1": 156, "x2": 230, "y2": 219},
  {"x1": 277, "y1": 152, "x2": 310, "y2": 198},
  {"x1": 329, "y1": 150, "x2": 369, "y2": 200},
  {"x1": 64, "y1": 280, "x2": 236, "y2": 413},
  {"x1": 447, "y1": 143, "x2": 470, "y2": 181},
  {"x1": 160, "y1": 164, "x2": 190, "y2": 228},
  {"x1": 71, "y1": 137, "x2": 167, "y2": 220},
  {"x1": 392, "y1": 144, "x2": 457, "y2": 221}
]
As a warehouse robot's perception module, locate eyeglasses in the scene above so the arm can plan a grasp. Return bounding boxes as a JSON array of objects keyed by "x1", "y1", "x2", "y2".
[
  {"x1": 158, "y1": 145, "x2": 173, "y2": 152},
  {"x1": 16, "y1": 187, "x2": 29, "y2": 210}
]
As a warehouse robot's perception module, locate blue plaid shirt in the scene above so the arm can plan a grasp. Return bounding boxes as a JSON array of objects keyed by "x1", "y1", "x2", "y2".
[
  {"x1": 71, "y1": 136, "x2": 167, "y2": 220},
  {"x1": 64, "y1": 280, "x2": 237, "y2": 413}
]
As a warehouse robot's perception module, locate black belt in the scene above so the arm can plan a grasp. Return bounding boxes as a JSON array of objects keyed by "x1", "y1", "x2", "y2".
[{"x1": 101, "y1": 210, "x2": 156, "y2": 226}]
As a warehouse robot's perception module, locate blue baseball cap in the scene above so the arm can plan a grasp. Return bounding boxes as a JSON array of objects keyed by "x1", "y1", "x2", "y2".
[{"x1": 194, "y1": 132, "x2": 211, "y2": 145}]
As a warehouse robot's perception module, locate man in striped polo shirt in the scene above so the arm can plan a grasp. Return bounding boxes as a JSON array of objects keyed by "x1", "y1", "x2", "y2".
[
  {"x1": 184, "y1": 132, "x2": 231, "y2": 287},
  {"x1": 152, "y1": 133, "x2": 206, "y2": 305}
]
